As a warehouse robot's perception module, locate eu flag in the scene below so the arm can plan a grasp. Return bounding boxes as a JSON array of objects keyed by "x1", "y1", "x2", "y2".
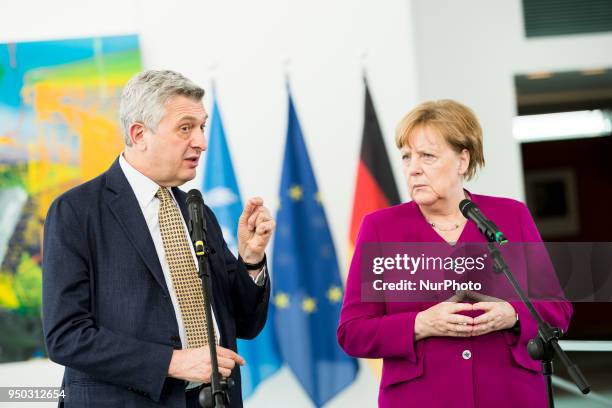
[
  {"x1": 272, "y1": 91, "x2": 359, "y2": 407},
  {"x1": 203, "y1": 94, "x2": 282, "y2": 398}
]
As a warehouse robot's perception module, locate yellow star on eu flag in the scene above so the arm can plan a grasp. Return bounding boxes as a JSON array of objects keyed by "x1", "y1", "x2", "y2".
[
  {"x1": 289, "y1": 185, "x2": 303, "y2": 201},
  {"x1": 274, "y1": 292, "x2": 290, "y2": 309},
  {"x1": 302, "y1": 297, "x2": 317, "y2": 313},
  {"x1": 327, "y1": 286, "x2": 343, "y2": 303},
  {"x1": 314, "y1": 191, "x2": 322, "y2": 204}
]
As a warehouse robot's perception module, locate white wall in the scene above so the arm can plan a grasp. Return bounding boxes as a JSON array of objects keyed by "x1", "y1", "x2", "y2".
[
  {"x1": 411, "y1": 0, "x2": 612, "y2": 201},
  {"x1": 0, "y1": 0, "x2": 419, "y2": 406},
  {"x1": 0, "y1": 0, "x2": 419, "y2": 271}
]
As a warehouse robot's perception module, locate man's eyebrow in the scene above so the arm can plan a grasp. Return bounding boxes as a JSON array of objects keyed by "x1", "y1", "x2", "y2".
[{"x1": 177, "y1": 115, "x2": 207, "y2": 123}]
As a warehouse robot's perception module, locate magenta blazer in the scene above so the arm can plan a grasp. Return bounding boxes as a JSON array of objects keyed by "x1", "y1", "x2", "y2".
[{"x1": 337, "y1": 193, "x2": 572, "y2": 407}]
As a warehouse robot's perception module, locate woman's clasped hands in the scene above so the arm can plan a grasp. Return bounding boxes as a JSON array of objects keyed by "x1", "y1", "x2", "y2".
[{"x1": 414, "y1": 292, "x2": 517, "y2": 340}]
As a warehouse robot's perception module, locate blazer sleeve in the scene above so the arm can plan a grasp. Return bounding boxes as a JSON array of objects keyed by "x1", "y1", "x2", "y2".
[
  {"x1": 337, "y1": 214, "x2": 420, "y2": 362},
  {"x1": 42, "y1": 197, "x2": 174, "y2": 402},
  {"x1": 505, "y1": 202, "x2": 573, "y2": 371},
  {"x1": 204, "y1": 206, "x2": 270, "y2": 340}
]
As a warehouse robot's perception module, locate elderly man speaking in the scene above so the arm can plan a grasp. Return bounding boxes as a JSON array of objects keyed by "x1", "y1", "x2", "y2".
[{"x1": 42, "y1": 70, "x2": 274, "y2": 408}]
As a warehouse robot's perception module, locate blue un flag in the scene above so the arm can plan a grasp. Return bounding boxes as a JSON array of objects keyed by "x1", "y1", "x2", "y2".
[
  {"x1": 203, "y1": 94, "x2": 282, "y2": 398},
  {"x1": 272, "y1": 91, "x2": 359, "y2": 407}
]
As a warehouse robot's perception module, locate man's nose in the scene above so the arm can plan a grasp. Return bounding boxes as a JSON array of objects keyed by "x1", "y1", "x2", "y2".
[{"x1": 191, "y1": 128, "x2": 207, "y2": 151}]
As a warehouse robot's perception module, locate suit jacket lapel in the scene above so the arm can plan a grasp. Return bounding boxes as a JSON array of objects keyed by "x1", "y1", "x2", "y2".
[{"x1": 104, "y1": 158, "x2": 170, "y2": 298}]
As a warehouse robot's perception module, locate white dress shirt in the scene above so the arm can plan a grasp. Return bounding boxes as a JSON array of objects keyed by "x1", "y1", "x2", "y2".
[
  {"x1": 119, "y1": 155, "x2": 221, "y2": 348},
  {"x1": 119, "y1": 155, "x2": 266, "y2": 390}
]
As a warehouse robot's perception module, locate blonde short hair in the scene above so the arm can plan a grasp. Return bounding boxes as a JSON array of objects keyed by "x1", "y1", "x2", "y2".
[{"x1": 395, "y1": 99, "x2": 484, "y2": 180}]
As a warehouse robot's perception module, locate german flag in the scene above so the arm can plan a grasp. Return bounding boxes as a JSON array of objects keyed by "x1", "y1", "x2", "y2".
[
  {"x1": 347, "y1": 79, "x2": 402, "y2": 377},
  {"x1": 349, "y1": 80, "x2": 401, "y2": 250}
]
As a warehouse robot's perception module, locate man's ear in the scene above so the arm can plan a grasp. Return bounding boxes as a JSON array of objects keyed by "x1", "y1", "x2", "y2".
[
  {"x1": 128, "y1": 122, "x2": 147, "y2": 151},
  {"x1": 459, "y1": 148, "x2": 470, "y2": 176}
]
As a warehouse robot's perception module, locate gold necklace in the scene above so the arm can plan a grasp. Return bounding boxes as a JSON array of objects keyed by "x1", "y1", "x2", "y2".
[{"x1": 429, "y1": 219, "x2": 465, "y2": 231}]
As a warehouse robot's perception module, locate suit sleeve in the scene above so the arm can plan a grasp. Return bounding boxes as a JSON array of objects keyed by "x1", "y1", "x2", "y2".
[
  {"x1": 505, "y1": 203, "x2": 573, "y2": 371},
  {"x1": 42, "y1": 197, "x2": 174, "y2": 402},
  {"x1": 204, "y1": 206, "x2": 270, "y2": 340},
  {"x1": 337, "y1": 214, "x2": 420, "y2": 362}
]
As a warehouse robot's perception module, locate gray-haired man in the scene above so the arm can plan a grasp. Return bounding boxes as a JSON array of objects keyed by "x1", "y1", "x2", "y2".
[{"x1": 43, "y1": 70, "x2": 273, "y2": 408}]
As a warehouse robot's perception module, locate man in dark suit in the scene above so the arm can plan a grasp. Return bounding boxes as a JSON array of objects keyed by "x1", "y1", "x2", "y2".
[{"x1": 42, "y1": 70, "x2": 274, "y2": 408}]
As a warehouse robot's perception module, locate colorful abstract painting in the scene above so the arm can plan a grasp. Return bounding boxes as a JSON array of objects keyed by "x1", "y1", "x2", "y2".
[{"x1": 0, "y1": 34, "x2": 141, "y2": 362}]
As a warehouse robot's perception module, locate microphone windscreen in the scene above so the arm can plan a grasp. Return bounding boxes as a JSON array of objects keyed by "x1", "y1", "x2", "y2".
[
  {"x1": 186, "y1": 189, "x2": 204, "y2": 205},
  {"x1": 459, "y1": 199, "x2": 474, "y2": 217}
]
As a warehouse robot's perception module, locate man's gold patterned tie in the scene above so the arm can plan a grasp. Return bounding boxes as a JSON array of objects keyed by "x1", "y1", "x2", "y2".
[{"x1": 156, "y1": 187, "x2": 211, "y2": 348}]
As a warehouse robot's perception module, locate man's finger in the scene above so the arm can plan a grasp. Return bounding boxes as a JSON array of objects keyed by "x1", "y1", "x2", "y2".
[
  {"x1": 253, "y1": 210, "x2": 272, "y2": 229},
  {"x1": 219, "y1": 367, "x2": 231, "y2": 378},
  {"x1": 239, "y1": 203, "x2": 255, "y2": 225},
  {"x1": 248, "y1": 197, "x2": 264, "y2": 206},
  {"x1": 258, "y1": 207, "x2": 272, "y2": 221},
  {"x1": 256, "y1": 220, "x2": 275, "y2": 235},
  {"x1": 216, "y1": 346, "x2": 246, "y2": 365},
  {"x1": 254, "y1": 209, "x2": 272, "y2": 225},
  {"x1": 253, "y1": 206, "x2": 271, "y2": 227},
  {"x1": 217, "y1": 356, "x2": 236, "y2": 369},
  {"x1": 247, "y1": 208, "x2": 263, "y2": 230},
  {"x1": 239, "y1": 197, "x2": 264, "y2": 225}
]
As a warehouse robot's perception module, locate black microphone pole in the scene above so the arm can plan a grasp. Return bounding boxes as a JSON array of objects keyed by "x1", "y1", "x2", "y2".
[
  {"x1": 186, "y1": 189, "x2": 232, "y2": 408},
  {"x1": 460, "y1": 199, "x2": 589, "y2": 408}
]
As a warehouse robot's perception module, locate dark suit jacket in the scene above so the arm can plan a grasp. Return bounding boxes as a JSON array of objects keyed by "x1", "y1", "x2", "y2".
[{"x1": 42, "y1": 158, "x2": 270, "y2": 408}]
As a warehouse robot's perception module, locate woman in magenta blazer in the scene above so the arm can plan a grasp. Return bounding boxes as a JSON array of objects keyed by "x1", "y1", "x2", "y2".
[{"x1": 337, "y1": 100, "x2": 572, "y2": 407}]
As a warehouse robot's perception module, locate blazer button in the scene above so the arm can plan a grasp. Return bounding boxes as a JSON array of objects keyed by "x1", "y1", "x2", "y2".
[
  {"x1": 170, "y1": 335, "x2": 181, "y2": 343},
  {"x1": 462, "y1": 350, "x2": 472, "y2": 360}
]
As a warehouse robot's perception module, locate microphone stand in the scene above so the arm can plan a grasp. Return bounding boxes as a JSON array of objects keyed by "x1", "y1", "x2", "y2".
[
  {"x1": 483, "y1": 240, "x2": 590, "y2": 408},
  {"x1": 192, "y1": 231, "x2": 233, "y2": 407}
]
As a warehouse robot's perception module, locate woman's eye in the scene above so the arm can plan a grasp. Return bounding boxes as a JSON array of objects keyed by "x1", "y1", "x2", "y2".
[{"x1": 180, "y1": 125, "x2": 191, "y2": 132}]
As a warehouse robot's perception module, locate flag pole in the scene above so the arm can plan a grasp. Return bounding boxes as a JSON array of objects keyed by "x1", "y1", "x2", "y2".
[
  {"x1": 360, "y1": 50, "x2": 368, "y2": 84},
  {"x1": 283, "y1": 58, "x2": 291, "y2": 92}
]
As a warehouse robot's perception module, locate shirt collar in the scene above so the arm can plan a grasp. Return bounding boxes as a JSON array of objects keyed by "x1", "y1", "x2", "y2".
[{"x1": 119, "y1": 153, "x2": 172, "y2": 208}]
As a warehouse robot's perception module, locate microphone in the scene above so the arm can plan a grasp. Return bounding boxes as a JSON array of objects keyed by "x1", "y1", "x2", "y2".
[
  {"x1": 186, "y1": 189, "x2": 208, "y2": 256},
  {"x1": 459, "y1": 199, "x2": 508, "y2": 245}
]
